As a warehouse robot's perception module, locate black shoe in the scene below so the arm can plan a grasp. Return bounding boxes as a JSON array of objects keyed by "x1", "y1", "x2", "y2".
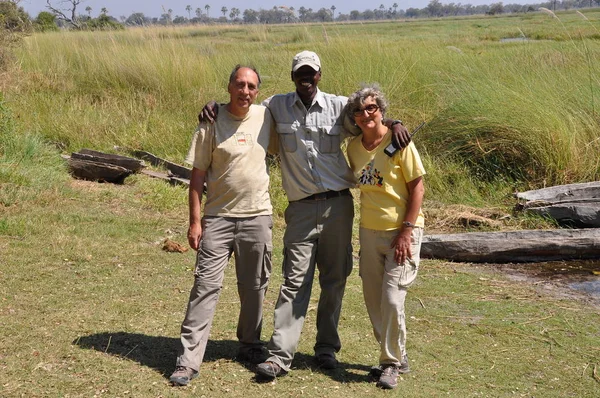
[
  {"x1": 256, "y1": 361, "x2": 286, "y2": 379},
  {"x1": 237, "y1": 346, "x2": 267, "y2": 364},
  {"x1": 314, "y1": 353, "x2": 338, "y2": 370},
  {"x1": 369, "y1": 365, "x2": 383, "y2": 381},
  {"x1": 169, "y1": 366, "x2": 198, "y2": 386}
]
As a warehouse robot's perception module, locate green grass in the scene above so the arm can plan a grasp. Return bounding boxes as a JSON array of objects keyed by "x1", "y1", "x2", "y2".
[
  {"x1": 5, "y1": 10, "x2": 600, "y2": 206},
  {"x1": 1, "y1": 89, "x2": 599, "y2": 397},
  {"x1": 1, "y1": 142, "x2": 599, "y2": 397}
]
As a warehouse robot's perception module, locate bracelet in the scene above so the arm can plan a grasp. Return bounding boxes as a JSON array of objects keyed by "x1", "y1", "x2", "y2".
[
  {"x1": 391, "y1": 120, "x2": 403, "y2": 126},
  {"x1": 402, "y1": 221, "x2": 415, "y2": 228}
]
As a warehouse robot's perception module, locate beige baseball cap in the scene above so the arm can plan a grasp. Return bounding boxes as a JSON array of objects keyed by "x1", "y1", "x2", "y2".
[{"x1": 291, "y1": 51, "x2": 321, "y2": 72}]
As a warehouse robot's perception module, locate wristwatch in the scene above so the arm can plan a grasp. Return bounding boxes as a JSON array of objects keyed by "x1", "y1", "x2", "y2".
[
  {"x1": 391, "y1": 120, "x2": 404, "y2": 126},
  {"x1": 402, "y1": 221, "x2": 415, "y2": 228}
]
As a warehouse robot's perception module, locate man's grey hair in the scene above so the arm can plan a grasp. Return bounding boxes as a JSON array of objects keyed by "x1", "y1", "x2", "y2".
[
  {"x1": 228, "y1": 64, "x2": 262, "y2": 87},
  {"x1": 346, "y1": 83, "x2": 388, "y2": 119}
]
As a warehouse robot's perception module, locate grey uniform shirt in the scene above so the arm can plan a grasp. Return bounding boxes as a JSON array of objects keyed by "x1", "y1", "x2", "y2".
[{"x1": 263, "y1": 88, "x2": 357, "y2": 202}]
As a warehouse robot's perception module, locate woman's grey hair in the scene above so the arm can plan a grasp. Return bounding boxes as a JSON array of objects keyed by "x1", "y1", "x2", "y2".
[
  {"x1": 228, "y1": 64, "x2": 262, "y2": 87},
  {"x1": 346, "y1": 83, "x2": 388, "y2": 119}
]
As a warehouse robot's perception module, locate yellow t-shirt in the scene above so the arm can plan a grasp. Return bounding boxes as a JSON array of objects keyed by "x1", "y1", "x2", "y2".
[
  {"x1": 185, "y1": 104, "x2": 275, "y2": 217},
  {"x1": 347, "y1": 130, "x2": 426, "y2": 231}
]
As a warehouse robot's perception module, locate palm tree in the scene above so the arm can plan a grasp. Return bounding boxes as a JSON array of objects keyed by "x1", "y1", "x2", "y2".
[
  {"x1": 195, "y1": 7, "x2": 202, "y2": 18},
  {"x1": 186, "y1": 5, "x2": 192, "y2": 19},
  {"x1": 101, "y1": 7, "x2": 107, "y2": 15},
  {"x1": 85, "y1": 5, "x2": 92, "y2": 17},
  {"x1": 330, "y1": 5, "x2": 336, "y2": 19},
  {"x1": 205, "y1": 4, "x2": 210, "y2": 17},
  {"x1": 393, "y1": 2, "x2": 398, "y2": 13},
  {"x1": 221, "y1": 6, "x2": 228, "y2": 18}
]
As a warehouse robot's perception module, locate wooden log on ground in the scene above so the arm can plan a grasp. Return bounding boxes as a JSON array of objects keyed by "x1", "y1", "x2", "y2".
[
  {"x1": 516, "y1": 182, "x2": 600, "y2": 202},
  {"x1": 72, "y1": 150, "x2": 145, "y2": 172},
  {"x1": 526, "y1": 203, "x2": 600, "y2": 228},
  {"x1": 132, "y1": 150, "x2": 191, "y2": 180},
  {"x1": 421, "y1": 228, "x2": 600, "y2": 263},
  {"x1": 67, "y1": 157, "x2": 133, "y2": 184},
  {"x1": 520, "y1": 198, "x2": 600, "y2": 210},
  {"x1": 140, "y1": 169, "x2": 190, "y2": 187}
]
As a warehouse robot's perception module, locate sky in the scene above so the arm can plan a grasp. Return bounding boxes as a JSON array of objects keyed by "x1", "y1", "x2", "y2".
[{"x1": 20, "y1": 0, "x2": 523, "y2": 19}]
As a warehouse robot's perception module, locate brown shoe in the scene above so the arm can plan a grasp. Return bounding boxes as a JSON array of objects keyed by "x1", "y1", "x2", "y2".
[
  {"x1": 256, "y1": 361, "x2": 286, "y2": 379},
  {"x1": 169, "y1": 366, "x2": 198, "y2": 386}
]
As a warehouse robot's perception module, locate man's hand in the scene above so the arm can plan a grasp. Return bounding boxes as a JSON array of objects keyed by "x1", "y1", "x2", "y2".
[
  {"x1": 198, "y1": 101, "x2": 218, "y2": 124},
  {"x1": 188, "y1": 222, "x2": 203, "y2": 251},
  {"x1": 391, "y1": 122, "x2": 411, "y2": 150}
]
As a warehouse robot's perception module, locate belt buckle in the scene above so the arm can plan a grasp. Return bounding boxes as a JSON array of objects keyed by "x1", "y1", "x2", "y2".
[{"x1": 314, "y1": 192, "x2": 328, "y2": 201}]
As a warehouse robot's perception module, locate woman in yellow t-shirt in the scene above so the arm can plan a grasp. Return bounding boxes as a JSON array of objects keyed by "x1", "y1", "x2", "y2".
[{"x1": 345, "y1": 84, "x2": 426, "y2": 390}]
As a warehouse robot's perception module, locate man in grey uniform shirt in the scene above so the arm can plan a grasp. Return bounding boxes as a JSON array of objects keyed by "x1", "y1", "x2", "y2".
[{"x1": 200, "y1": 51, "x2": 410, "y2": 379}]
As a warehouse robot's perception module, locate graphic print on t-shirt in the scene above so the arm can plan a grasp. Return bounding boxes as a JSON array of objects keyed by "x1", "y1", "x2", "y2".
[
  {"x1": 235, "y1": 132, "x2": 253, "y2": 146},
  {"x1": 358, "y1": 159, "x2": 383, "y2": 187}
]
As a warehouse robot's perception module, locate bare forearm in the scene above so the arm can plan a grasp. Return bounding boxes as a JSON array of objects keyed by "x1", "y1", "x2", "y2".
[
  {"x1": 404, "y1": 177, "x2": 424, "y2": 225},
  {"x1": 189, "y1": 168, "x2": 206, "y2": 225}
]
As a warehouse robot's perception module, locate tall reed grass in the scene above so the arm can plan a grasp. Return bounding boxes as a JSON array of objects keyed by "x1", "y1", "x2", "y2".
[{"x1": 6, "y1": 11, "x2": 600, "y2": 205}]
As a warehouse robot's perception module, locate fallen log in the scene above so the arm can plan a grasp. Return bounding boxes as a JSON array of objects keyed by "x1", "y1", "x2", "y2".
[
  {"x1": 516, "y1": 182, "x2": 600, "y2": 202},
  {"x1": 66, "y1": 156, "x2": 133, "y2": 184},
  {"x1": 72, "y1": 150, "x2": 145, "y2": 172},
  {"x1": 140, "y1": 169, "x2": 190, "y2": 187},
  {"x1": 132, "y1": 150, "x2": 191, "y2": 180},
  {"x1": 421, "y1": 228, "x2": 600, "y2": 263},
  {"x1": 526, "y1": 203, "x2": 600, "y2": 228}
]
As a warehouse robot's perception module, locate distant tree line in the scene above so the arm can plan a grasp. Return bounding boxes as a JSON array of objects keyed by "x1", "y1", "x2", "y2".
[{"x1": 2, "y1": 0, "x2": 600, "y2": 32}]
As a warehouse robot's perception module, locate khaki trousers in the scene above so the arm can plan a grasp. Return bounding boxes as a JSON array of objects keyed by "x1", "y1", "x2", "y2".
[
  {"x1": 265, "y1": 195, "x2": 354, "y2": 371},
  {"x1": 359, "y1": 227, "x2": 423, "y2": 366},
  {"x1": 176, "y1": 215, "x2": 273, "y2": 372}
]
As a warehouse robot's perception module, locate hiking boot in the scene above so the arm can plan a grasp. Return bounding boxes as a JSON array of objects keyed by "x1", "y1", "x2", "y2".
[
  {"x1": 399, "y1": 354, "x2": 410, "y2": 374},
  {"x1": 237, "y1": 346, "x2": 267, "y2": 364},
  {"x1": 256, "y1": 361, "x2": 286, "y2": 379},
  {"x1": 169, "y1": 366, "x2": 198, "y2": 386},
  {"x1": 371, "y1": 354, "x2": 410, "y2": 380},
  {"x1": 314, "y1": 353, "x2": 338, "y2": 370},
  {"x1": 377, "y1": 365, "x2": 400, "y2": 389}
]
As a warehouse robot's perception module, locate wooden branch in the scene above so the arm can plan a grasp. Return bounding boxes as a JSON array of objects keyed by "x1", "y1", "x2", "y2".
[
  {"x1": 140, "y1": 169, "x2": 190, "y2": 187},
  {"x1": 46, "y1": 0, "x2": 82, "y2": 28},
  {"x1": 132, "y1": 150, "x2": 191, "y2": 180}
]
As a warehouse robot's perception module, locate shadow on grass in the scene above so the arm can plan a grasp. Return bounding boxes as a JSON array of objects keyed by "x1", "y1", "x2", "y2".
[
  {"x1": 74, "y1": 332, "x2": 373, "y2": 384},
  {"x1": 73, "y1": 332, "x2": 240, "y2": 378},
  {"x1": 254, "y1": 352, "x2": 374, "y2": 384}
]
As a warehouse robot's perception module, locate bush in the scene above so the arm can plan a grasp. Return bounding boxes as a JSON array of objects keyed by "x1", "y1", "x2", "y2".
[
  {"x1": 0, "y1": 0, "x2": 32, "y2": 70},
  {"x1": 34, "y1": 11, "x2": 58, "y2": 32}
]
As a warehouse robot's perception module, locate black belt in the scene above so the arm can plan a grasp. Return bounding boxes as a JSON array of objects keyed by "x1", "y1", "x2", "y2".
[{"x1": 298, "y1": 189, "x2": 351, "y2": 201}]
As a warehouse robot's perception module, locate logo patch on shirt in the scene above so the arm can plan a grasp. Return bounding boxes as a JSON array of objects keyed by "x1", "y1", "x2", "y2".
[
  {"x1": 235, "y1": 132, "x2": 253, "y2": 146},
  {"x1": 358, "y1": 159, "x2": 383, "y2": 187}
]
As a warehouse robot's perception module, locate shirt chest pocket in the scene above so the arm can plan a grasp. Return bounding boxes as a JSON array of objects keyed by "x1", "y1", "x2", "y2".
[
  {"x1": 276, "y1": 124, "x2": 298, "y2": 153},
  {"x1": 319, "y1": 126, "x2": 341, "y2": 154}
]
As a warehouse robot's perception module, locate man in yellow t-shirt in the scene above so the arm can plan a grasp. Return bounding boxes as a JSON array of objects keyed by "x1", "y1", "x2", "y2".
[{"x1": 169, "y1": 65, "x2": 276, "y2": 387}]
